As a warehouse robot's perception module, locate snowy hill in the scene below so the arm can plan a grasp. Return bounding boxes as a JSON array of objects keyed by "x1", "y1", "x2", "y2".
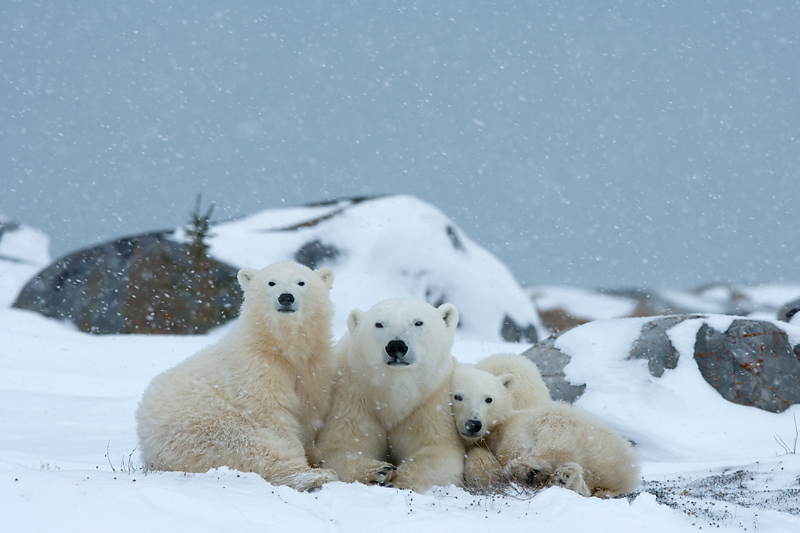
[
  {"x1": 2, "y1": 210, "x2": 800, "y2": 531},
  {"x1": 200, "y1": 195, "x2": 545, "y2": 342}
]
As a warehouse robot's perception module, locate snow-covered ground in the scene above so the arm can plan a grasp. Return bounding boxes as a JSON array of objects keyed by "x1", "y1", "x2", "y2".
[{"x1": 2, "y1": 213, "x2": 800, "y2": 532}]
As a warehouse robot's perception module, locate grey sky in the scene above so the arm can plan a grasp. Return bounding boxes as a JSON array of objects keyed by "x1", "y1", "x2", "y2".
[{"x1": 2, "y1": 1, "x2": 798, "y2": 289}]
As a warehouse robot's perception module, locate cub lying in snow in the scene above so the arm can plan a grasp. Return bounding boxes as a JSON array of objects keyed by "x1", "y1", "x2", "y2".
[{"x1": 451, "y1": 358, "x2": 640, "y2": 497}]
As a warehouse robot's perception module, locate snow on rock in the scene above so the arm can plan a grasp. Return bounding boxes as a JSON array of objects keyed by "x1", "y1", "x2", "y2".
[
  {"x1": 0, "y1": 216, "x2": 51, "y2": 308},
  {"x1": 202, "y1": 195, "x2": 545, "y2": 341},
  {"x1": 9, "y1": 196, "x2": 543, "y2": 342},
  {"x1": 552, "y1": 315, "x2": 800, "y2": 463}
]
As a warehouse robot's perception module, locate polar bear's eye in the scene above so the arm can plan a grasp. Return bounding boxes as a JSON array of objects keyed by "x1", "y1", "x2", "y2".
[
  {"x1": 454, "y1": 394, "x2": 463, "y2": 401},
  {"x1": 485, "y1": 397, "x2": 493, "y2": 404},
  {"x1": 414, "y1": 321, "x2": 423, "y2": 327},
  {"x1": 297, "y1": 281, "x2": 305, "y2": 286},
  {"x1": 268, "y1": 281, "x2": 276, "y2": 287},
  {"x1": 375, "y1": 322, "x2": 383, "y2": 328}
]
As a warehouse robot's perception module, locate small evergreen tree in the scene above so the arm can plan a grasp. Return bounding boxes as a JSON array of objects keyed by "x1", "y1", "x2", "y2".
[{"x1": 185, "y1": 194, "x2": 215, "y2": 262}]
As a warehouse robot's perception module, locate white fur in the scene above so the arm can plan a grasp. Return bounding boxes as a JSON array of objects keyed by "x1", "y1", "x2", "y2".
[
  {"x1": 474, "y1": 353, "x2": 551, "y2": 410},
  {"x1": 451, "y1": 363, "x2": 640, "y2": 497},
  {"x1": 316, "y1": 298, "x2": 465, "y2": 492},
  {"x1": 136, "y1": 262, "x2": 338, "y2": 491}
]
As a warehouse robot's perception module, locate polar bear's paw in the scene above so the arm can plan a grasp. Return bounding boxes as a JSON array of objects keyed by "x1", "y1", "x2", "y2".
[
  {"x1": 367, "y1": 463, "x2": 397, "y2": 487},
  {"x1": 548, "y1": 462, "x2": 590, "y2": 496},
  {"x1": 290, "y1": 468, "x2": 339, "y2": 492},
  {"x1": 505, "y1": 457, "x2": 550, "y2": 485}
]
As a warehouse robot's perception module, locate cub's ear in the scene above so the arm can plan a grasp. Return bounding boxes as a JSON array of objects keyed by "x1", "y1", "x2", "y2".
[
  {"x1": 499, "y1": 373, "x2": 516, "y2": 392},
  {"x1": 237, "y1": 268, "x2": 258, "y2": 288},
  {"x1": 347, "y1": 309, "x2": 364, "y2": 333},
  {"x1": 315, "y1": 266, "x2": 334, "y2": 289},
  {"x1": 438, "y1": 303, "x2": 459, "y2": 331}
]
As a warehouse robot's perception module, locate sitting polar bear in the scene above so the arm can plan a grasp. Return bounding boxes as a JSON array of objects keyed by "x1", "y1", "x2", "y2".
[
  {"x1": 316, "y1": 298, "x2": 465, "y2": 493},
  {"x1": 136, "y1": 262, "x2": 338, "y2": 492},
  {"x1": 451, "y1": 363, "x2": 640, "y2": 497}
]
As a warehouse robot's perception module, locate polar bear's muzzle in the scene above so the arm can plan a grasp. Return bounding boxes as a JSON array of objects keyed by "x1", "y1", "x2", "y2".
[
  {"x1": 384, "y1": 339, "x2": 413, "y2": 366},
  {"x1": 275, "y1": 292, "x2": 297, "y2": 313},
  {"x1": 461, "y1": 419, "x2": 484, "y2": 439}
]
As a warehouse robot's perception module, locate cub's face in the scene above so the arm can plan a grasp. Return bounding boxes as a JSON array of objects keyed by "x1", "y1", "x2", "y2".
[
  {"x1": 450, "y1": 365, "x2": 515, "y2": 441},
  {"x1": 237, "y1": 262, "x2": 334, "y2": 323},
  {"x1": 347, "y1": 298, "x2": 459, "y2": 371}
]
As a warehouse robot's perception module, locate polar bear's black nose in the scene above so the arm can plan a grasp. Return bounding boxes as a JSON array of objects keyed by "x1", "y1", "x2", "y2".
[
  {"x1": 465, "y1": 419, "x2": 482, "y2": 435},
  {"x1": 278, "y1": 293, "x2": 295, "y2": 306},
  {"x1": 385, "y1": 339, "x2": 408, "y2": 360}
]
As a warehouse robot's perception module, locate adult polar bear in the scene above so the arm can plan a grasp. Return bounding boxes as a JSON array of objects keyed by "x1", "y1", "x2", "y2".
[
  {"x1": 136, "y1": 262, "x2": 338, "y2": 492},
  {"x1": 317, "y1": 298, "x2": 465, "y2": 493}
]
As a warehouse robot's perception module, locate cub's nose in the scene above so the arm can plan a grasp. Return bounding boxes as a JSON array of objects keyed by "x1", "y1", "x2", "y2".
[
  {"x1": 278, "y1": 293, "x2": 295, "y2": 306},
  {"x1": 464, "y1": 419, "x2": 482, "y2": 435},
  {"x1": 385, "y1": 339, "x2": 408, "y2": 360}
]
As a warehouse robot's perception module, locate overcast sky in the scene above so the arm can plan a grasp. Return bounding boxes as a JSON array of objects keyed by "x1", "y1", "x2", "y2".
[{"x1": 2, "y1": 1, "x2": 798, "y2": 289}]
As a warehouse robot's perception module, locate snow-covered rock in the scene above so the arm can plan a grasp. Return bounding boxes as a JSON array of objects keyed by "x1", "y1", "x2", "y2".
[
  {"x1": 0, "y1": 216, "x2": 50, "y2": 308},
  {"x1": 205, "y1": 195, "x2": 544, "y2": 341},
  {"x1": 11, "y1": 196, "x2": 545, "y2": 342},
  {"x1": 524, "y1": 314, "x2": 800, "y2": 461}
]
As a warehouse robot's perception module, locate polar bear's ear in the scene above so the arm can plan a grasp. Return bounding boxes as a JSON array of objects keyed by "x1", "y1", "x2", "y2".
[
  {"x1": 438, "y1": 303, "x2": 459, "y2": 331},
  {"x1": 347, "y1": 309, "x2": 364, "y2": 333},
  {"x1": 499, "y1": 373, "x2": 516, "y2": 392},
  {"x1": 237, "y1": 268, "x2": 258, "y2": 288},
  {"x1": 315, "y1": 266, "x2": 334, "y2": 289}
]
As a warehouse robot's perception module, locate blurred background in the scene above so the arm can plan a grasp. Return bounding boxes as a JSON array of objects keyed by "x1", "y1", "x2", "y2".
[{"x1": 2, "y1": 1, "x2": 798, "y2": 289}]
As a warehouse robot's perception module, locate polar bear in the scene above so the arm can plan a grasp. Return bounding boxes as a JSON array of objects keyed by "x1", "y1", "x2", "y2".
[
  {"x1": 452, "y1": 354, "x2": 551, "y2": 488},
  {"x1": 316, "y1": 298, "x2": 465, "y2": 493},
  {"x1": 451, "y1": 365, "x2": 640, "y2": 497},
  {"x1": 474, "y1": 353, "x2": 551, "y2": 411},
  {"x1": 136, "y1": 261, "x2": 338, "y2": 491}
]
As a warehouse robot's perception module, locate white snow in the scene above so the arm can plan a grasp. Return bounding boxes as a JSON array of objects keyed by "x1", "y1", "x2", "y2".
[
  {"x1": 529, "y1": 285, "x2": 638, "y2": 320},
  {"x1": 2, "y1": 214, "x2": 800, "y2": 532},
  {"x1": 193, "y1": 195, "x2": 545, "y2": 341}
]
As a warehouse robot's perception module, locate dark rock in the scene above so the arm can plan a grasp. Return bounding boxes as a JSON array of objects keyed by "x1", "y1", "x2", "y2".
[
  {"x1": 521, "y1": 315, "x2": 800, "y2": 412},
  {"x1": 535, "y1": 308, "x2": 580, "y2": 334},
  {"x1": 294, "y1": 239, "x2": 341, "y2": 269},
  {"x1": 628, "y1": 315, "x2": 703, "y2": 377},
  {"x1": 13, "y1": 232, "x2": 242, "y2": 334},
  {"x1": 778, "y1": 298, "x2": 800, "y2": 323},
  {"x1": 501, "y1": 314, "x2": 538, "y2": 344},
  {"x1": 446, "y1": 225, "x2": 465, "y2": 252},
  {"x1": 694, "y1": 319, "x2": 800, "y2": 413},
  {"x1": 521, "y1": 336, "x2": 585, "y2": 403}
]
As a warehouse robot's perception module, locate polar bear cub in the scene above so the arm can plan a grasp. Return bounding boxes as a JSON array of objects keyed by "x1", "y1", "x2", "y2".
[
  {"x1": 495, "y1": 403, "x2": 641, "y2": 497},
  {"x1": 474, "y1": 353, "x2": 552, "y2": 411},
  {"x1": 451, "y1": 362, "x2": 640, "y2": 497},
  {"x1": 136, "y1": 262, "x2": 338, "y2": 491},
  {"x1": 452, "y1": 354, "x2": 552, "y2": 488},
  {"x1": 316, "y1": 298, "x2": 466, "y2": 493}
]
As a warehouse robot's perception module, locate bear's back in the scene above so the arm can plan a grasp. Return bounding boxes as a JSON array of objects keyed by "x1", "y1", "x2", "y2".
[{"x1": 475, "y1": 353, "x2": 551, "y2": 410}]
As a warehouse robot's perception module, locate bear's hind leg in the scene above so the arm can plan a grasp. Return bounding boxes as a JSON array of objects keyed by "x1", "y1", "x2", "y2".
[{"x1": 548, "y1": 462, "x2": 590, "y2": 496}]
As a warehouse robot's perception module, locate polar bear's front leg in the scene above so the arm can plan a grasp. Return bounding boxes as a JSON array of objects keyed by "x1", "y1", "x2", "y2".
[
  {"x1": 463, "y1": 446, "x2": 504, "y2": 487},
  {"x1": 316, "y1": 404, "x2": 396, "y2": 485},
  {"x1": 391, "y1": 443, "x2": 465, "y2": 492}
]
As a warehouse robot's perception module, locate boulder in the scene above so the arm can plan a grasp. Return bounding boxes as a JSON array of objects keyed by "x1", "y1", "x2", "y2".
[
  {"x1": 522, "y1": 334, "x2": 585, "y2": 403},
  {"x1": 13, "y1": 232, "x2": 242, "y2": 334},
  {"x1": 523, "y1": 315, "x2": 800, "y2": 413},
  {"x1": 694, "y1": 319, "x2": 800, "y2": 412}
]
